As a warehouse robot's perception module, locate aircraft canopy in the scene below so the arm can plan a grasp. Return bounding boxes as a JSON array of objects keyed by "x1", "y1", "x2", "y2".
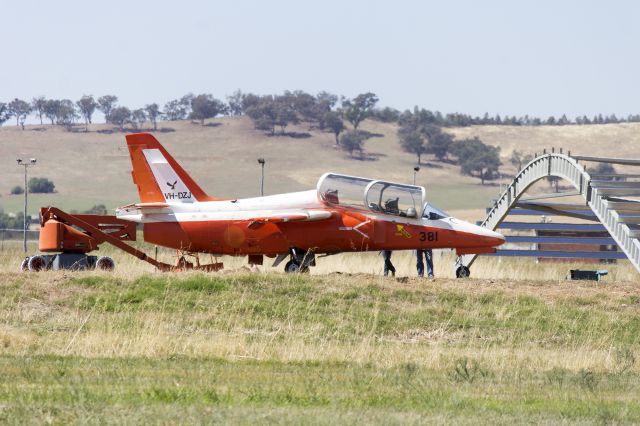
[{"x1": 317, "y1": 173, "x2": 426, "y2": 218}]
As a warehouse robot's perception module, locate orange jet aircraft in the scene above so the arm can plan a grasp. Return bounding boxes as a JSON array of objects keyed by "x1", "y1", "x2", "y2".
[{"x1": 115, "y1": 133, "x2": 504, "y2": 277}]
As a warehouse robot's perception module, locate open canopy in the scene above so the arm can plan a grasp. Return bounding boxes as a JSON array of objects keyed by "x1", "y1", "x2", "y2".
[{"x1": 317, "y1": 173, "x2": 426, "y2": 218}]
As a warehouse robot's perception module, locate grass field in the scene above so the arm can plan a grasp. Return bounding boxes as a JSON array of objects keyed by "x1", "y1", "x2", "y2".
[
  {"x1": 1, "y1": 267, "x2": 639, "y2": 424},
  {"x1": 2, "y1": 119, "x2": 640, "y2": 423}
]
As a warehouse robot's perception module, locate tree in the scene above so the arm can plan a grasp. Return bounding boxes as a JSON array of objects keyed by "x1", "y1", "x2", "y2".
[
  {"x1": 371, "y1": 107, "x2": 400, "y2": 123},
  {"x1": 509, "y1": 150, "x2": 533, "y2": 172},
  {"x1": 31, "y1": 96, "x2": 47, "y2": 125},
  {"x1": 189, "y1": 94, "x2": 226, "y2": 125},
  {"x1": 322, "y1": 111, "x2": 345, "y2": 145},
  {"x1": 245, "y1": 96, "x2": 277, "y2": 135},
  {"x1": 109, "y1": 106, "x2": 131, "y2": 130},
  {"x1": 340, "y1": 130, "x2": 366, "y2": 158},
  {"x1": 8, "y1": 98, "x2": 31, "y2": 130},
  {"x1": 399, "y1": 128, "x2": 426, "y2": 164},
  {"x1": 11, "y1": 185, "x2": 24, "y2": 195},
  {"x1": 145, "y1": 103, "x2": 161, "y2": 130},
  {"x1": 56, "y1": 100, "x2": 79, "y2": 130},
  {"x1": 0, "y1": 212, "x2": 25, "y2": 229},
  {"x1": 241, "y1": 93, "x2": 261, "y2": 113},
  {"x1": 132, "y1": 108, "x2": 147, "y2": 129},
  {"x1": 226, "y1": 89, "x2": 244, "y2": 116},
  {"x1": 273, "y1": 95, "x2": 299, "y2": 134},
  {"x1": 342, "y1": 92, "x2": 378, "y2": 129},
  {"x1": 43, "y1": 99, "x2": 61, "y2": 124},
  {"x1": 287, "y1": 90, "x2": 318, "y2": 123},
  {"x1": 424, "y1": 126, "x2": 453, "y2": 161},
  {"x1": 0, "y1": 102, "x2": 10, "y2": 126},
  {"x1": 97, "y1": 95, "x2": 118, "y2": 123},
  {"x1": 452, "y1": 137, "x2": 501, "y2": 184},
  {"x1": 163, "y1": 99, "x2": 188, "y2": 121},
  {"x1": 589, "y1": 163, "x2": 622, "y2": 181},
  {"x1": 316, "y1": 91, "x2": 338, "y2": 112},
  {"x1": 28, "y1": 177, "x2": 55, "y2": 193},
  {"x1": 398, "y1": 110, "x2": 452, "y2": 161},
  {"x1": 76, "y1": 95, "x2": 98, "y2": 131}
]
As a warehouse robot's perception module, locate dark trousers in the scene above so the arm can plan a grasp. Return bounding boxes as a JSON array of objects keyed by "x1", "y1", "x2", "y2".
[
  {"x1": 416, "y1": 249, "x2": 434, "y2": 277},
  {"x1": 382, "y1": 250, "x2": 395, "y2": 276}
]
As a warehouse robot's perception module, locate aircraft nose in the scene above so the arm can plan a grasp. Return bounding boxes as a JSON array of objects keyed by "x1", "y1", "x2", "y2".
[{"x1": 476, "y1": 225, "x2": 505, "y2": 246}]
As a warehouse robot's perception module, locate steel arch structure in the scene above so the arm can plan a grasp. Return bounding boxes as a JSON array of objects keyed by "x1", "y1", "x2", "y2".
[{"x1": 460, "y1": 153, "x2": 640, "y2": 274}]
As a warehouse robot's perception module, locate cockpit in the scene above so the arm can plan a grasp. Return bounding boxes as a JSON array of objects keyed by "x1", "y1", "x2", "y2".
[
  {"x1": 422, "y1": 203, "x2": 449, "y2": 220},
  {"x1": 317, "y1": 173, "x2": 426, "y2": 218}
]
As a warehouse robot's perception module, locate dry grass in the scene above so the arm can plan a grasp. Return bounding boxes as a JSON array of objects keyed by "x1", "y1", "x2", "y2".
[
  {"x1": 0, "y1": 118, "x2": 497, "y2": 215},
  {"x1": 0, "y1": 268, "x2": 639, "y2": 424},
  {"x1": 5, "y1": 118, "x2": 638, "y2": 218},
  {"x1": 3, "y1": 238, "x2": 636, "y2": 281}
]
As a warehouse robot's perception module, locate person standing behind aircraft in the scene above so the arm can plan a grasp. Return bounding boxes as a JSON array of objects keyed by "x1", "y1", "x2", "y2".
[
  {"x1": 416, "y1": 249, "x2": 434, "y2": 278},
  {"x1": 382, "y1": 250, "x2": 396, "y2": 277}
]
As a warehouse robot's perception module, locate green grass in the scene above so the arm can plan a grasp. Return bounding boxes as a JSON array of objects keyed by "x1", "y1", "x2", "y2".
[
  {"x1": 1, "y1": 355, "x2": 638, "y2": 425},
  {"x1": 1, "y1": 272, "x2": 639, "y2": 424}
]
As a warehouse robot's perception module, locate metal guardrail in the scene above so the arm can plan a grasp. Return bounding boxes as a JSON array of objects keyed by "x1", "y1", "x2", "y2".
[
  {"x1": 0, "y1": 229, "x2": 40, "y2": 251},
  {"x1": 461, "y1": 153, "x2": 640, "y2": 273}
]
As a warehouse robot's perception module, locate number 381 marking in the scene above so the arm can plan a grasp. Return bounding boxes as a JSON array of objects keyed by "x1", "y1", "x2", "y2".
[{"x1": 419, "y1": 232, "x2": 438, "y2": 242}]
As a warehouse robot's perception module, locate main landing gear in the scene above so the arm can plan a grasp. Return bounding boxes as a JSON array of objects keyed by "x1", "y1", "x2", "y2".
[{"x1": 284, "y1": 247, "x2": 315, "y2": 274}]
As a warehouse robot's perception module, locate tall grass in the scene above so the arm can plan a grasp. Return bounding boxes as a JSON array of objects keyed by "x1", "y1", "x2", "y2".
[
  {"x1": 1, "y1": 243, "x2": 639, "y2": 423},
  {"x1": 2, "y1": 239, "x2": 637, "y2": 281}
]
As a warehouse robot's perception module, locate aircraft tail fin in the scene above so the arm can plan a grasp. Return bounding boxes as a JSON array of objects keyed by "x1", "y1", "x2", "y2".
[{"x1": 125, "y1": 133, "x2": 218, "y2": 203}]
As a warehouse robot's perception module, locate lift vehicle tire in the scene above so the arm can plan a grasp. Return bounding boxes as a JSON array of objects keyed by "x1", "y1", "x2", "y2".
[
  {"x1": 20, "y1": 257, "x2": 30, "y2": 272},
  {"x1": 455, "y1": 265, "x2": 470, "y2": 278},
  {"x1": 284, "y1": 260, "x2": 300, "y2": 273},
  {"x1": 28, "y1": 255, "x2": 47, "y2": 272},
  {"x1": 96, "y1": 256, "x2": 116, "y2": 271}
]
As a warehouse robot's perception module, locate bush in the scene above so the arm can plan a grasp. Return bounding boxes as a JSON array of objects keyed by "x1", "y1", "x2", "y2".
[
  {"x1": 0, "y1": 212, "x2": 25, "y2": 229},
  {"x1": 83, "y1": 204, "x2": 108, "y2": 215},
  {"x1": 28, "y1": 177, "x2": 55, "y2": 193},
  {"x1": 10, "y1": 185, "x2": 24, "y2": 195},
  {"x1": 340, "y1": 130, "x2": 367, "y2": 158}
]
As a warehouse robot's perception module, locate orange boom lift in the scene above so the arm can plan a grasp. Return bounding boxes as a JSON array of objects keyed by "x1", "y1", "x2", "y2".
[{"x1": 21, "y1": 207, "x2": 222, "y2": 271}]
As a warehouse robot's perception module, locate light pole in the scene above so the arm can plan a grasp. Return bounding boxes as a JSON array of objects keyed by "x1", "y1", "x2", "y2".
[
  {"x1": 17, "y1": 158, "x2": 36, "y2": 253},
  {"x1": 257, "y1": 158, "x2": 265, "y2": 196},
  {"x1": 413, "y1": 166, "x2": 420, "y2": 185}
]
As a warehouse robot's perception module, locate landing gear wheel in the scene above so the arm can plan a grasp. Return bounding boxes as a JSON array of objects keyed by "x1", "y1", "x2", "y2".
[
  {"x1": 455, "y1": 266, "x2": 470, "y2": 278},
  {"x1": 96, "y1": 256, "x2": 116, "y2": 271},
  {"x1": 284, "y1": 260, "x2": 300, "y2": 273},
  {"x1": 284, "y1": 260, "x2": 310, "y2": 274},
  {"x1": 20, "y1": 257, "x2": 29, "y2": 272},
  {"x1": 28, "y1": 255, "x2": 47, "y2": 272}
]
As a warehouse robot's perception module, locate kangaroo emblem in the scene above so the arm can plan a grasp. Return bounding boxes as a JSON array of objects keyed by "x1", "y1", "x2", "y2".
[
  {"x1": 166, "y1": 180, "x2": 177, "y2": 190},
  {"x1": 395, "y1": 224, "x2": 412, "y2": 239}
]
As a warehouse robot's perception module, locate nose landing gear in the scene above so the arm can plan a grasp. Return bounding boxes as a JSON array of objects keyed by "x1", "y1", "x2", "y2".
[
  {"x1": 455, "y1": 265, "x2": 470, "y2": 278},
  {"x1": 455, "y1": 256, "x2": 471, "y2": 278}
]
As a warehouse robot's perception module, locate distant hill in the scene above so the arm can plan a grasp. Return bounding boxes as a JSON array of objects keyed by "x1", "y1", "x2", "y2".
[{"x1": 1, "y1": 118, "x2": 639, "y2": 219}]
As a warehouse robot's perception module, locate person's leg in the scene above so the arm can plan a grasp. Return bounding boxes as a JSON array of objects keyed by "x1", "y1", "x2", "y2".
[
  {"x1": 416, "y1": 250, "x2": 424, "y2": 277},
  {"x1": 426, "y1": 249, "x2": 434, "y2": 278},
  {"x1": 383, "y1": 250, "x2": 391, "y2": 276},
  {"x1": 383, "y1": 250, "x2": 395, "y2": 277}
]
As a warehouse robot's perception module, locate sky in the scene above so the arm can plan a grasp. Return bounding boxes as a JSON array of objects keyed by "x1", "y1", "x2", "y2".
[{"x1": 1, "y1": 0, "x2": 639, "y2": 119}]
